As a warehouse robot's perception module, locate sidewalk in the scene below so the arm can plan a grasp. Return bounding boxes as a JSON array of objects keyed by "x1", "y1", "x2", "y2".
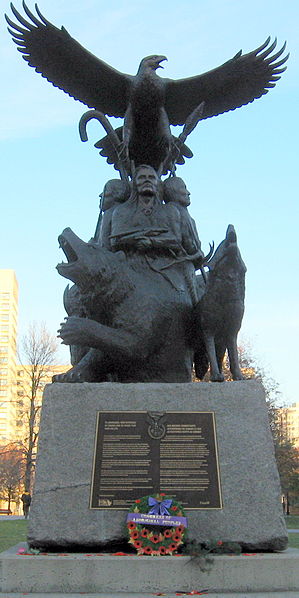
[
  {"x1": 0, "y1": 515, "x2": 24, "y2": 520},
  {"x1": 0, "y1": 592, "x2": 299, "y2": 597}
]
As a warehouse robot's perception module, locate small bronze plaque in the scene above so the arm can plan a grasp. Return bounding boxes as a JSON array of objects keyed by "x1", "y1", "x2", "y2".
[{"x1": 90, "y1": 411, "x2": 222, "y2": 510}]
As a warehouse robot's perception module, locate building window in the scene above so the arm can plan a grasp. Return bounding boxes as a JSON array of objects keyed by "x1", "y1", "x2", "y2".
[
  {"x1": 0, "y1": 347, "x2": 8, "y2": 354},
  {"x1": 0, "y1": 337, "x2": 8, "y2": 343},
  {"x1": 1, "y1": 315, "x2": 9, "y2": 321},
  {"x1": 0, "y1": 358, "x2": 7, "y2": 364},
  {"x1": 0, "y1": 390, "x2": 7, "y2": 396}
]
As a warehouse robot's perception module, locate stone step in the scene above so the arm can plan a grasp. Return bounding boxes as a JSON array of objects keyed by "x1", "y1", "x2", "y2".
[
  {"x1": 1, "y1": 544, "x2": 299, "y2": 595},
  {"x1": 1, "y1": 593, "x2": 299, "y2": 597}
]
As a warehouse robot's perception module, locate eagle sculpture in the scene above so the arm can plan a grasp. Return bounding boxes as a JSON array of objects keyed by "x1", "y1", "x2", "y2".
[{"x1": 6, "y1": 3, "x2": 288, "y2": 172}]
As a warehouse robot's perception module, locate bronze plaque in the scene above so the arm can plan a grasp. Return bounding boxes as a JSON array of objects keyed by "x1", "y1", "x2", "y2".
[{"x1": 90, "y1": 411, "x2": 222, "y2": 509}]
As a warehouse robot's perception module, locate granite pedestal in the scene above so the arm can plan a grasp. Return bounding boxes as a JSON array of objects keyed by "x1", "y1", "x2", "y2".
[{"x1": 27, "y1": 380, "x2": 287, "y2": 551}]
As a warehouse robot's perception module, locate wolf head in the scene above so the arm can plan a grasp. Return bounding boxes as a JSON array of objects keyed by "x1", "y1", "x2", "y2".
[{"x1": 204, "y1": 225, "x2": 247, "y2": 278}]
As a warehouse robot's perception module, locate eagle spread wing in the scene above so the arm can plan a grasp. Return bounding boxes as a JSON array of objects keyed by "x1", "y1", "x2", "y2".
[
  {"x1": 165, "y1": 37, "x2": 288, "y2": 124},
  {"x1": 6, "y1": 4, "x2": 288, "y2": 163},
  {"x1": 5, "y1": 2, "x2": 133, "y2": 117}
]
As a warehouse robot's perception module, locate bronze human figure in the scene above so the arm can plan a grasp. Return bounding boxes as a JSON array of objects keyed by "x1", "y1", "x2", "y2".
[
  {"x1": 55, "y1": 167, "x2": 203, "y2": 383},
  {"x1": 6, "y1": 4, "x2": 288, "y2": 382}
]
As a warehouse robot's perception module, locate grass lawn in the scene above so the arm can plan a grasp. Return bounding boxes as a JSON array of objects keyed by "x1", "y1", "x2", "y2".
[
  {"x1": 288, "y1": 533, "x2": 299, "y2": 549},
  {"x1": 285, "y1": 515, "x2": 299, "y2": 529},
  {"x1": 0, "y1": 520, "x2": 28, "y2": 552},
  {"x1": 1, "y1": 519, "x2": 299, "y2": 553}
]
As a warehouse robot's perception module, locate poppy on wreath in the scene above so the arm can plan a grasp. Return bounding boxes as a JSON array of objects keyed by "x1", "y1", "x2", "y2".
[
  {"x1": 134, "y1": 540, "x2": 142, "y2": 549},
  {"x1": 150, "y1": 534, "x2": 161, "y2": 544},
  {"x1": 172, "y1": 533, "x2": 183, "y2": 544},
  {"x1": 126, "y1": 493, "x2": 187, "y2": 556}
]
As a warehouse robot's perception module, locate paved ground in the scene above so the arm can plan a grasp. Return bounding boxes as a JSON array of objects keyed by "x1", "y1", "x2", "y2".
[
  {"x1": 1, "y1": 594, "x2": 299, "y2": 598},
  {"x1": 1, "y1": 593, "x2": 299, "y2": 597},
  {"x1": 0, "y1": 515, "x2": 24, "y2": 520}
]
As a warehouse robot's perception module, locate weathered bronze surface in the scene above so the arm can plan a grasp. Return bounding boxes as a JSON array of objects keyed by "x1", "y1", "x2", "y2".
[
  {"x1": 6, "y1": 4, "x2": 288, "y2": 383},
  {"x1": 6, "y1": 4, "x2": 288, "y2": 176},
  {"x1": 90, "y1": 411, "x2": 222, "y2": 510}
]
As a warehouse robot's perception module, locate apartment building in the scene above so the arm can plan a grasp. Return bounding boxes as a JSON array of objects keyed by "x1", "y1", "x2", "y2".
[
  {"x1": 277, "y1": 403, "x2": 299, "y2": 449},
  {"x1": 0, "y1": 270, "x2": 18, "y2": 444}
]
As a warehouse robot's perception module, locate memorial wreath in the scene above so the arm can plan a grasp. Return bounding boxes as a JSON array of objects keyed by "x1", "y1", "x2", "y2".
[{"x1": 126, "y1": 493, "x2": 187, "y2": 556}]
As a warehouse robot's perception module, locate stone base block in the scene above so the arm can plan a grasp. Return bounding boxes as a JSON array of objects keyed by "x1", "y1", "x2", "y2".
[
  {"x1": 28, "y1": 381, "x2": 287, "y2": 551},
  {"x1": 1, "y1": 544, "x2": 298, "y2": 594}
]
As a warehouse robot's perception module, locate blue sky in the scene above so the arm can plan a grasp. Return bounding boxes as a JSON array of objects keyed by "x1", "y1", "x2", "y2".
[{"x1": 0, "y1": 0, "x2": 298, "y2": 404}]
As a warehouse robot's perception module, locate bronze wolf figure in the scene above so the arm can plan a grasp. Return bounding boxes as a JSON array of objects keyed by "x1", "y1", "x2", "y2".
[{"x1": 194, "y1": 225, "x2": 246, "y2": 382}]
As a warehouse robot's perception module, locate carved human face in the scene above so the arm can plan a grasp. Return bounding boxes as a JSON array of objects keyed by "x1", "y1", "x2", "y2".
[
  {"x1": 135, "y1": 167, "x2": 159, "y2": 198},
  {"x1": 175, "y1": 179, "x2": 190, "y2": 207},
  {"x1": 101, "y1": 182, "x2": 119, "y2": 211}
]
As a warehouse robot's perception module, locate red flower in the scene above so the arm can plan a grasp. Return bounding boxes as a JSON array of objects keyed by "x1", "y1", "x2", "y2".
[
  {"x1": 127, "y1": 521, "x2": 136, "y2": 530},
  {"x1": 176, "y1": 525, "x2": 185, "y2": 534},
  {"x1": 217, "y1": 540, "x2": 223, "y2": 546},
  {"x1": 158, "y1": 545, "x2": 167, "y2": 555},
  {"x1": 131, "y1": 530, "x2": 139, "y2": 540},
  {"x1": 143, "y1": 546, "x2": 153, "y2": 555},
  {"x1": 135, "y1": 499, "x2": 141, "y2": 503},
  {"x1": 141, "y1": 528, "x2": 149, "y2": 538},
  {"x1": 172, "y1": 533, "x2": 182, "y2": 542},
  {"x1": 133, "y1": 540, "x2": 142, "y2": 549},
  {"x1": 164, "y1": 529, "x2": 172, "y2": 538},
  {"x1": 150, "y1": 534, "x2": 160, "y2": 544},
  {"x1": 160, "y1": 492, "x2": 166, "y2": 496},
  {"x1": 168, "y1": 542, "x2": 178, "y2": 552},
  {"x1": 171, "y1": 506, "x2": 178, "y2": 511}
]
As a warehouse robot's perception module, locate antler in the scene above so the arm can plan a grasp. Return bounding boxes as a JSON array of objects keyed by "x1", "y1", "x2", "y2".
[{"x1": 202, "y1": 242, "x2": 215, "y2": 266}]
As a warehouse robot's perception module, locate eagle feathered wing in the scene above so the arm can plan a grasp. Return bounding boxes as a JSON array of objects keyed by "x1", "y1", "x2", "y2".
[
  {"x1": 165, "y1": 38, "x2": 288, "y2": 125},
  {"x1": 6, "y1": 2, "x2": 133, "y2": 117}
]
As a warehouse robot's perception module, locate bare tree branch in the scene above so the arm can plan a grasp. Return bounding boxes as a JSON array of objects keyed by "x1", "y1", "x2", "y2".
[{"x1": 17, "y1": 322, "x2": 58, "y2": 492}]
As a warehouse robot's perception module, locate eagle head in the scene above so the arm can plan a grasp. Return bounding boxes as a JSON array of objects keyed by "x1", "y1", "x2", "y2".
[{"x1": 138, "y1": 55, "x2": 167, "y2": 74}]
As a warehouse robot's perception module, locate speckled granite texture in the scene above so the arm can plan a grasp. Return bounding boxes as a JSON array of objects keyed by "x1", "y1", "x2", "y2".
[{"x1": 28, "y1": 380, "x2": 287, "y2": 551}]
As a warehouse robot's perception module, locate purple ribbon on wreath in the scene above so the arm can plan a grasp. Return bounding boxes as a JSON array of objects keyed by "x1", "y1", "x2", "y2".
[{"x1": 148, "y1": 496, "x2": 172, "y2": 516}]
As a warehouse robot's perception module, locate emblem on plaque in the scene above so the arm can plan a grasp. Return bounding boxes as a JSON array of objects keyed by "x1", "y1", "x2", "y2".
[{"x1": 146, "y1": 412, "x2": 167, "y2": 440}]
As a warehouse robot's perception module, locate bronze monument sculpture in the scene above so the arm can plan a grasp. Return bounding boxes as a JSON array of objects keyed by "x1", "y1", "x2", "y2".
[{"x1": 6, "y1": 3, "x2": 289, "y2": 383}]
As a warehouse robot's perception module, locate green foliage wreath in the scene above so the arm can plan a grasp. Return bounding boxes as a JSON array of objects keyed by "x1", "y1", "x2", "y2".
[{"x1": 127, "y1": 493, "x2": 186, "y2": 556}]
